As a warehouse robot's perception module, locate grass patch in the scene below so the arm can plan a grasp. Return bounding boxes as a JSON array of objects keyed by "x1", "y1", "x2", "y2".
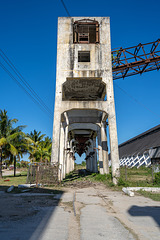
[
  {"x1": 137, "y1": 190, "x2": 160, "y2": 201},
  {"x1": 62, "y1": 170, "x2": 116, "y2": 188},
  {"x1": 0, "y1": 171, "x2": 27, "y2": 189},
  {"x1": 0, "y1": 170, "x2": 64, "y2": 195},
  {"x1": 86, "y1": 173, "x2": 112, "y2": 183},
  {"x1": 119, "y1": 166, "x2": 160, "y2": 188},
  {"x1": 62, "y1": 167, "x2": 160, "y2": 194}
]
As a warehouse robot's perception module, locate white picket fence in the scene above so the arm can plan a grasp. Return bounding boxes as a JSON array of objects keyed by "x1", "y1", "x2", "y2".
[{"x1": 119, "y1": 151, "x2": 151, "y2": 168}]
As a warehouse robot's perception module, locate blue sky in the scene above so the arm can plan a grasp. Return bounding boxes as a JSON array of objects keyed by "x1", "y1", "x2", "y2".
[{"x1": 0, "y1": 0, "x2": 160, "y2": 162}]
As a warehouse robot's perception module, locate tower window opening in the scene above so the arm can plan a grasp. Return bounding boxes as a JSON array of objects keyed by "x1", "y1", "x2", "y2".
[
  {"x1": 73, "y1": 19, "x2": 99, "y2": 44},
  {"x1": 78, "y1": 51, "x2": 90, "y2": 62}
]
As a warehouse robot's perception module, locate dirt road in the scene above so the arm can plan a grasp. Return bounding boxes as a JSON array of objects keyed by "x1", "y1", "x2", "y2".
[
  {"x1": 2, "y1": 169, "x2": 20, "y2": 176},
  {"x1": 0, "y1": 183, "x2": 159, "y2": 240}
]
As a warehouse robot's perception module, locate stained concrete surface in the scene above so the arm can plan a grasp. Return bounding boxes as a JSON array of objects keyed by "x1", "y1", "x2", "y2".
[
  {"x1": 0, "y1": 184, "x2": 160, "y2": 240},
  {"x1": 0, "y1": 206, "x2": 70, "y2": 240},
  {"x1": 80, "y1": 205, "x2": 134, "y2": 240}
]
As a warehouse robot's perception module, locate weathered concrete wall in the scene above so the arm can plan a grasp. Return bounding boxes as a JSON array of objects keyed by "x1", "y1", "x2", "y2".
[{"x1": 51, "y1": 17, "x2": 120, "y2": 183}]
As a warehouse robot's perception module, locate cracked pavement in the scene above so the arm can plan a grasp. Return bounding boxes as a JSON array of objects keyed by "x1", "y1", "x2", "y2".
[{"x1": 0, "y1": 184, "x2": 160, "y2": 240}]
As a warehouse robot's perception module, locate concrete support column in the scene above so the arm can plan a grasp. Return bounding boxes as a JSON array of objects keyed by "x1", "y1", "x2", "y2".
[
  {"x1": 86, "y1": 155, "x2": 89, "y2": 171},
  {"x1": 59, "y1": 123, "x2": 65, "y2": 180},
  {"x1": 69, "y1": 152, "x2": 74, "y2": 172},
  {"x1": 89, "y1": 140, "x2": 93, "y2": 172},
  {"x1": 70, "y1": 141, "x2": 75, "y2": 172},
  {"x1": 85, "y1": 147, "x2": 89, "y2": 171},
  {"x1": 90, "y1": 157, "x2": 93, "y2": 172},
  {"x1": 97, "y1": 128, "x2": 103, "y2": 174},
  {"x1": 68, "y1": 142, "x2": 72, "y2": 173},
  {"x1": 88, "y1": 158, "x2": 91, "y2": 172},
  {"x1": 86, "y1": 160, "x2": 88, "y2": 170},
  {"x1": 64, "y1": 126, "x2": 69, "y2": 176},
  {"x1": 101, "y1": 122, "x2": 109, "y2": 174},
  {"x1": 72, "y1": 156, "x2": 75, "y2": 171},
  {"x1": 51, "y1": 112, "x2": 61, "y2": 163},
  {"x1": 66, "y1": 141, "x2": 70, "y2": 174},
  {"x1": 69, "y1": 153, "x2": 72, "y2": 173},
  {"x1": 93, "y1": 138, "x2": 98, "y2": 173},
  {"x1": 69, "y1": 153, "x2": 73, "y2": 172},
  {"x1": 87, "y1": 157, "x2": 91, "y2": 172},
  {"x1": 71, "y1": 156, "x2": 74, "y2": 171},
  {"x1": 108, "y1": 115, "x2": 120, "y2": 184}
]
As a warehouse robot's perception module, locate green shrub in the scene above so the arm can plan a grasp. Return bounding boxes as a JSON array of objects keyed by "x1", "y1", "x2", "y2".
[
  {"x1": 106, "y1": 173, "x2": 112, "y2": 180},
  {"x1": 94, "y1": 174, "x2": 107, "y2": 182},
  {"x1": 16, "y1": 161, "x2": 29, "y2": 168},
  {"x1": 118, "y1": 177, "x2": 129, "y2": 187},
  {"x1": 109, "y1": 182, "x2": 115, "y2": 187},
  {"x1": 154, "y1": 172, "x2": 160, "y2": 185},
  {"x1": 81, "y1": 161, "x2": 86, "y2": 166},
  {"x1": 16, "y1": 162, "x2": 21, "y2": 168}
]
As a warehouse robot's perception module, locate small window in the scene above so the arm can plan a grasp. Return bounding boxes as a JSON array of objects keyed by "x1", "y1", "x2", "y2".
[
  {"x1": 73, "y1": 19, "x2": 99, "y2": 44},
  {"x1": 78, "y1": 51, "x2": 90, "y2": 62}
]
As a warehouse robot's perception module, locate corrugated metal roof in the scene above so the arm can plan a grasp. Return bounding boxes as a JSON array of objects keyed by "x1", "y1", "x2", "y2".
[
  {"x1": 149, "y1": 147, "x2": 160, "y2": 158},
  {"x1": 119, "y1": 125, "x2": 160, "y2": 158}
]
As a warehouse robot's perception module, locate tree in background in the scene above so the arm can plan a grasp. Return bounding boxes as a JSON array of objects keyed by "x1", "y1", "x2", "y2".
[
  {"x1": 0, "y1": 110, "x2": 52, "y2": 178},
  {"x1": 35, "y1": 137, "x2": 52, "y2": 162},
  {"x1": 26, "y1": 131, "x2": 52, "y2": 163},
  {"x1": 28, "y1": 130, "x2": 45, "y2": 143},
  {"x1": 10, "y1": 133, "x2": 28, "y2": 176},
  {"x1": 0, "y1": 109, "x2": 26, "y2": 177}
]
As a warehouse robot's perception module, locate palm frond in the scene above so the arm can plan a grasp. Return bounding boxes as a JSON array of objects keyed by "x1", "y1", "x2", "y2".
[
  {"x1": 25, "y1": 137, "x2": 35, "y2": 144},
  {"x1": 10, "y1": 144, "x2": 18, "y2": 156},
  {"x1": 10, "y1": 118, "x2": 18, "y2": 124},
  {"x1": 0, "y1": 137, "x2": 7, "y2": 146},
  {"x1": 7, "y1": 132, "x2": 22, "y2": 142}
]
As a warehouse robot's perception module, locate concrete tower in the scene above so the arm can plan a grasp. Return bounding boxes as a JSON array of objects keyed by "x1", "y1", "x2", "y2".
[{"x1": 51, "y1": 17, "x2": 120, "y2": 184}]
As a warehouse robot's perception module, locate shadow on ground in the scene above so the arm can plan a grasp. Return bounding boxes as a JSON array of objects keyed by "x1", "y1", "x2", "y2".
[
  {"x1": 128, "y1": 205, "x2": 160, "y2": 227},
  {"x1": 0, "y1": 185, "x2": 64, "y2": 240},
  {"x1": 62, "y1": 169, "x2": 92, "y2": 182}
]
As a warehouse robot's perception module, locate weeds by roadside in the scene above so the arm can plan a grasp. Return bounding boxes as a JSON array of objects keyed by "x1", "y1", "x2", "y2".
[
  {"x1": 137, "y1": 190, "x2": 160, "y2": 201},
  {"x1": 62, "y1": 167, "x2": 160, "y2": 201},
  {"x1": 1, "y1": 167, "x2": 160, "y2": 201}
]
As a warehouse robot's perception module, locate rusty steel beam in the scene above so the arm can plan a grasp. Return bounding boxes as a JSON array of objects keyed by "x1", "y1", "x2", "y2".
[{"x1": 112, "y1": 39, "x2": 160, "y2": 80}]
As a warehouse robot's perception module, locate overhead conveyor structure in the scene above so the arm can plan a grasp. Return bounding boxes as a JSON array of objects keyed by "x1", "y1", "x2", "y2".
[{"x1": 112, "y1": 39, "x2": 160, "y2": 80}]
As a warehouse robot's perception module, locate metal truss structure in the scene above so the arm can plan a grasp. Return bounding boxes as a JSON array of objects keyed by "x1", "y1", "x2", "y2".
[
  {"x1": 112, "y1": 39, "x2": 160, "y2": 80},
  {"x1": 119, "y1": 152, "x2": 151, "y2": 168}
]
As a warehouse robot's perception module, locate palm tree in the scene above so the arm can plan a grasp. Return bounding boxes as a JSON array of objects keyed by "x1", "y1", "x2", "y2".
[
  {"x1": 41, "y1": 137, "x2": 52, "y2": 162},
  {"x1": 0, "y1": 109, "x2": 26, "y2": 178},
  {"x1": 35, "y1": 137, "x2": 52, "y2": 162},
  {"x1": 0, "y1": 134, "x2": 17, "y2": 178},
  {"x1": 26, "y1": 131, "x2": 52, "y2": 163},
  {"x1": 28, "y1": 130, "x2": 45, "y2": 143},
  {"x1": 10, "y1": 134, "x2": 28, "y2": 176},
  {"x1": 26, "y1": 130, "x2": 46, "y2": 162}
]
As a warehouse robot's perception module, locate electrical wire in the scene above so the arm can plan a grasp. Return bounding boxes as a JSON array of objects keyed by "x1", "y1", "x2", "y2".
[
  {"x1": 0, "y1": 61, "x2": 53, "y2": 119},
  {"x1": 114, "y1": 82, "x2": 160, "y2": 118},
  {"x1": 60, "y1": 0, "x2": 71, "y2": 17},
  {"x1": 0, "y1": 49, "x2": 53, "y2": 117}
]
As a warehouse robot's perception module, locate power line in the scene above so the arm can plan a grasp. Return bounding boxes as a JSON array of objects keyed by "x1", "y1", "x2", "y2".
[
  {"x1": 0, "y1": 50, "x2": 53, "y2": 116},
  {"x1": 60, "y1": 0, "x2": 71, "y2": 17},
  {"x1": 0, "y1": 50, "x2": 53, "y2": 117},
  {"x1": 114, "y1": 83, "x2": 160, "y2": 118},
  {"x1": 0, "y1": 61, "x2": 52, "y2": 119}
]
